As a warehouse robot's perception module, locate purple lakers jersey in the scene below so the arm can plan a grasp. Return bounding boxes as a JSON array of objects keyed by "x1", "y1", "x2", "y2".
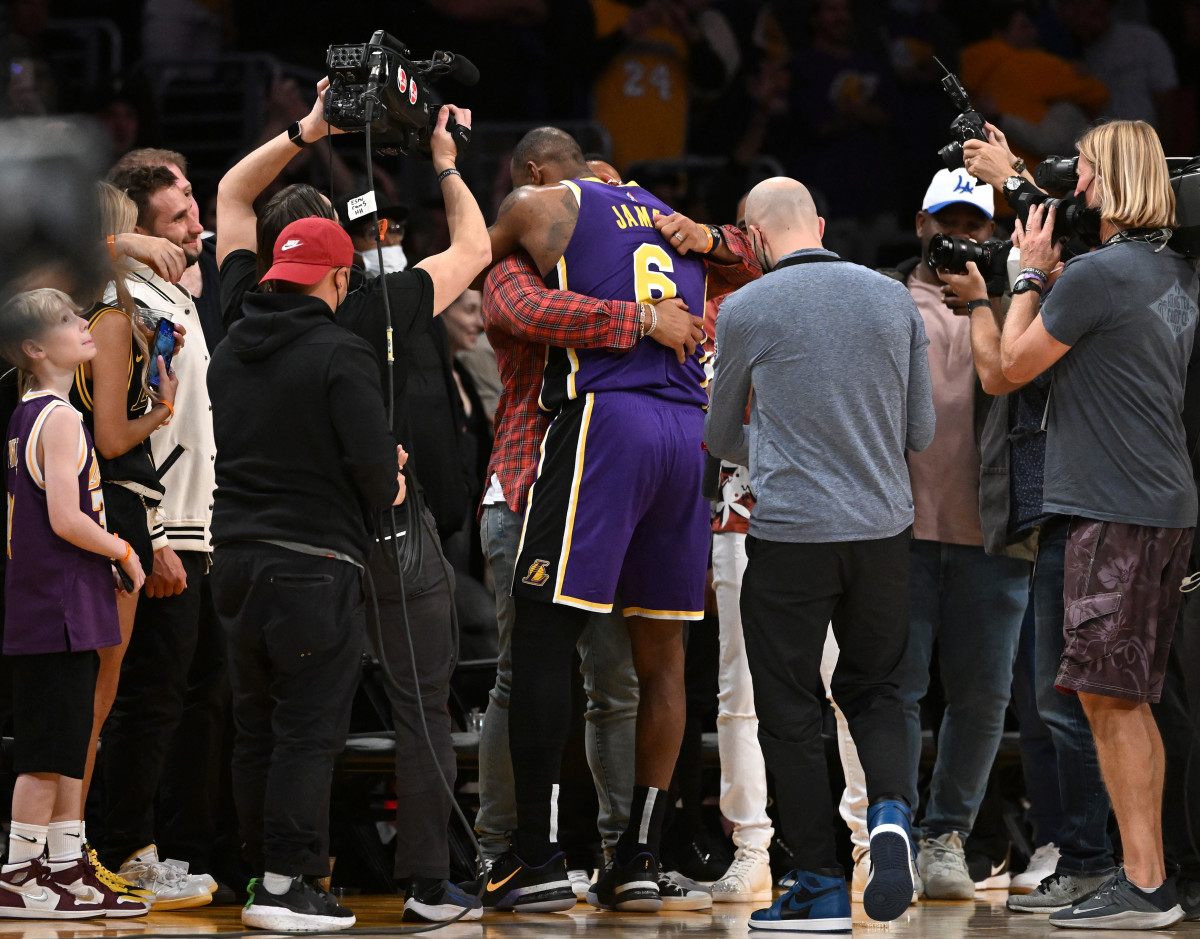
[
  {"x1": 5, "y1": 392, "x2": 119, "y2": 654},
  {"x1": 538, "y1": 178, "x2": 709, "y2": 412}
]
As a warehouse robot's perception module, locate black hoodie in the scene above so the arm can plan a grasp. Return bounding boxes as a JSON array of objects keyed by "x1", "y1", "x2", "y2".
[{"x1": 208, "y1": 291, "x2": 399, "y2": 565}]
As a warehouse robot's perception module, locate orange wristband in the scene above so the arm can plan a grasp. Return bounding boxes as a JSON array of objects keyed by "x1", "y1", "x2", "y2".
[
  {"x1": 106, "y1": 234, "x2": 118, "y2": 262},
  {"x1": 702, "y1": 226, "x2": 714, "y2": 253},
  {"x1": 157, "y1": 399, "x2": 174, "y2": 424},
  {"x1": 116, "y1": 540, "x2": 132, "y2": 563}
]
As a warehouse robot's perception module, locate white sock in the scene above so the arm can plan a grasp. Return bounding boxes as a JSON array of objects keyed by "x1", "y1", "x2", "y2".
[
  {"x1": 263, "y1": 871, "x2": 294, "y2": 895},
  {"x1": 47, "y1": 821, "x2": 84, "y2": 862},
  {"x1": 7, "y1": 821, "x2": 46, "y2": 866}
]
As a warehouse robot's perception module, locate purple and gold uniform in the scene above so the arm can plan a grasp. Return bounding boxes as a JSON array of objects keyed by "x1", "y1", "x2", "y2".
[
  {"x1": 513, "y1": 178, "x2": 710, "y2": 619},
  {"x1": 5, "y1": 392, "x2": 119, "y2": 655}
]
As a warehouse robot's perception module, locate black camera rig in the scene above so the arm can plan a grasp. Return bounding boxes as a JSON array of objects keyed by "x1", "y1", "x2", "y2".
[
  {"x1": 934, "y1": 58, "x2": 988, "y2": 172},
  {"x1": 324, "y1": 31, "x2": 477, "y2": 156}
]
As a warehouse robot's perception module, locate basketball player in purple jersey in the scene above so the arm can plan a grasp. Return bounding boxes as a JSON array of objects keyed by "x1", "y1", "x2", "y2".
[
  {"x1": 475, "y1": 127, "x2": 739, "y2": 912},
  {"x1": 0, "y1": 288, "x2": 146, "y2": 919}
]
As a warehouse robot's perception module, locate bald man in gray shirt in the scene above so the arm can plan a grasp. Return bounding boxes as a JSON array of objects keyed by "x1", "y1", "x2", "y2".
[{"x1": 705, "y1": 177, "x2": 934, "y2": 932}]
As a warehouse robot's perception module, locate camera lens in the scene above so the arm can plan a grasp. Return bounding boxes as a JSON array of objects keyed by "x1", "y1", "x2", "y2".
[{"x1": 938, "y1": 141, "x2": 965, "y2": 171}]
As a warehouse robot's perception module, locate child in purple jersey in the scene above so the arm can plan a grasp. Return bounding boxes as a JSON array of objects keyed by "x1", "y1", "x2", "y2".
[{"x1": 0, "y1": 289, "x2": 146, "y2": 920}]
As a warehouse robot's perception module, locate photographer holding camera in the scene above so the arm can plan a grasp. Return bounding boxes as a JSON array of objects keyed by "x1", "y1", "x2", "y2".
[
  {"x1": 952, "y1": 119, "x2": 1197, "y2": 930},
  {"x1": 216, "y1": 75, "x2": 490, "y2": 925}
]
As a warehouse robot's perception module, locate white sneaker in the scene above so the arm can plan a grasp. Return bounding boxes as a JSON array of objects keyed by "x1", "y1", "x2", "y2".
[
  {"x1": 917, "y1": 832, "x2": 975, "y2": 900},
  {"x1": 163, "y1": 857, "x2": 218, "y2": 894},
  {"x1": 1010, "y1": 844, "x2": 1061, "y2": 895},
  {"x1": 117, "y1": 846, "x2": 213, "y2": 910},
  {"x1": 567, "y1": 869, "x2": 591, "y2": 900},
  {"x1": 658, "y1": 870, "x2": 711, "y2": 911},
  {"x1": 710, "y1": 849, "x2": 772, "y2": 902}
]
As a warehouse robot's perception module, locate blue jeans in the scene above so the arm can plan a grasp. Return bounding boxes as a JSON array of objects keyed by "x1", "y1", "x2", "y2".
[
  {"x1": 1032, "y1": 519, "x2": 1114, "y2": 875},
  {"x1": 475, "y1": 502, "x2": 638, "y2": 861},
  {"x1": 899, "y1": 540, "x2": 1030, "y2": 837}
]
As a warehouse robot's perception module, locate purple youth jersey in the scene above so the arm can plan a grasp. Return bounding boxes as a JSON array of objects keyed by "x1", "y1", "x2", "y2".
[
  {"x1": 5, "y1": 393, "x2": 119, "y2": 654},
  {"x1": 538, "y1": 178, "x2": 710, "y2": 412}
]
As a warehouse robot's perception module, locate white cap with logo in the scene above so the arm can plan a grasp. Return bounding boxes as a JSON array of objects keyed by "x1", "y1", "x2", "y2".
[{"x1": 922, "y1": 168, "x2": 994, "y2": 219}]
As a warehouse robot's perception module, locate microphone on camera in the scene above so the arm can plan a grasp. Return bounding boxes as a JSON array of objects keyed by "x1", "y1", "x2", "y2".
[{"x1": 432, "y1": 50, "x2": 479, "y2": 87}]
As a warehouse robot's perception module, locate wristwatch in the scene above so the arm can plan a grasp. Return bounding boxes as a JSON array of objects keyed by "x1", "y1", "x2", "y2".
[
  {"x1": 1012, "y1": 278, "x2": 1043, "y2": 296},
  {"x1": 287, "y1": 121, "x2": 311, "y2": 148},
  {"x1": 1004, "y1": 175, "x2": 1025, "y2": 193},
  {"x1": 965, "y1": 298, "x2": 991, "y2": 313}
]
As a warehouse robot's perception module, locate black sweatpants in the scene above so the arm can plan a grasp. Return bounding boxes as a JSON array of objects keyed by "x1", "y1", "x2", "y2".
[
  {"x1": 740, "y1": 531, "x2": 917, "y2": 872},
  {"x1": 213, "y1": 543, "x2": 364, "y2": 878}
]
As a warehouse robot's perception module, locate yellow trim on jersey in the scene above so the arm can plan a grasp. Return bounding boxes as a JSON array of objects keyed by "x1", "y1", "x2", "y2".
[
  {"x1": 23, "y1": 393, "x2": 65, "y2": 491},
  {"x1": 553, "y1": 393, "x2": 595, "y2": 605},
  {"x1": 622, "y1": 606, "x2": 705, "y2": 621},
  {"x1": 555, "y1": 595, "x2": 616, "y2": 613}
]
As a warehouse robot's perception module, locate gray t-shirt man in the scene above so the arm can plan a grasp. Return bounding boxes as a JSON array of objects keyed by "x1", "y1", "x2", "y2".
[
  {"x1": 705, "y1": 248, "x2": 936, "y2": 542},
  {"x1": 1041, "y1": 240, "x2": 1198, "y2": 528}
]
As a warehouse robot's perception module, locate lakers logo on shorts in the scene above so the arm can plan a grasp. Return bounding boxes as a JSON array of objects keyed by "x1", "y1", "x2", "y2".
[{"x1": 522, "y1": 559, "x2": 551, "y2": 587}]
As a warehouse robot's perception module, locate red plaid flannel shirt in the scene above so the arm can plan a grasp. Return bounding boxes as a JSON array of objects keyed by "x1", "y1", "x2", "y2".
[{"x1": 483, "y1": 227, "x2": 759, "y2": 515}]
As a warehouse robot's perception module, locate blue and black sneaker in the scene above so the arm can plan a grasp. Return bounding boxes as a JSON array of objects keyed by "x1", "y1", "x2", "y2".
[
  {"x1": 749, "y1": 869, "x2": 850, "y2": 932},
  {"x1": 476, "y1": 851, "x2": 576, "y2": 913},
  {"x1": 863, "y1": 799, "x2": 916, "y2": 923}
]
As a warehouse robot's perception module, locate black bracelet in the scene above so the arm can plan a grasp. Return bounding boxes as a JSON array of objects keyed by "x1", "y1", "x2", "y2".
[
  {"x1": 965, "y1": 298, "x2": 991, "y2": 313},
  {"x1": 704, "y1": 224, "x2": 723, "y2": 254},
  {"x1": 1012, "y1": 277, "x2": 1044, "y2": 296},
  {"x1": 437, "y1": 167, "x2": 461, "y2": 184}
]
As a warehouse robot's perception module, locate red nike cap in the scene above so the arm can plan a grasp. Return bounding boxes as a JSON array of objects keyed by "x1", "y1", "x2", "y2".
[{"x1": 261, "y1": 216, "x2": 355, "y2": 286}]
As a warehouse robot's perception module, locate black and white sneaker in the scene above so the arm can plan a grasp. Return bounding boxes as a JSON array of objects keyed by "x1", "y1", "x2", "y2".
[
  {"x1": 477, "y1": 851, "x2": 576, "y2": 912},
  {"x1": 587, "y1": 852, "x2": 662, "y2": 912},
  {"x1": 402, "y1": 878, "x2": 483, "y2": 922},
  {"x1": 1049, "y1": 870, "x2": 1184, "y2": 930},
  {"x1": 242, "y1": 877, "x2": 356, "y2": 932}
]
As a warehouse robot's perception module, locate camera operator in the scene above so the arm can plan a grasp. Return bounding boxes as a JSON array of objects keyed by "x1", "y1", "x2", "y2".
[
  {"x1": 215, "y1": 77, "x2": 490, "y2": 923},
  {"x1": 941, "y1": 126, "x2": 1120, "y2": 916},
  {"x1": 955, "y1": 119, "x2": 1196, "y2": 929}
]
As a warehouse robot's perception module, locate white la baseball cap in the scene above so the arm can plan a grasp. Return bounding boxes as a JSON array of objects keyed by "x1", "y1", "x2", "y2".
[{"x1": 922, "y1": 168, "x2": 994, "y2": 218}]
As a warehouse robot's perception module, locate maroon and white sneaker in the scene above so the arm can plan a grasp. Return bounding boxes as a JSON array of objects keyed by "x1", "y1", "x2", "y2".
[
  {"x1": 44, "y1": 857, "x2": 150, "y2": 918},
  {"x1": 0, "y1": 858, "x2": 106, "y2": 919}
]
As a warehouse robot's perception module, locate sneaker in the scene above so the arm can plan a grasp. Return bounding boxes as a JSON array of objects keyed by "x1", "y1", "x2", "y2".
[
  {"x1": 567, "y1": 869, "x2": 592, "y2": 900},
  {"x1": 118, "y1": 845, "x2": 213, "y2": 910},
  {"x1": 968, "y1": 846, "x2": 1011, "y2": 889},
  {"x1": 84, "y1": 844, "x2": 154, "y2": 902},
  {"x1": 587, "y1": 852, "x2": 661, "y2": 912},
  {"x1": 852, "y1": 850, "x2": 919, "y2": 905},
  {"x1": 402, "y1": 878, "x2": 483, "y2": 923},
  {"x1": 478, "y1": 850, "x2": 575, "y2": 912},
  {"x1": 0, "y1": 858, "x2": 106, "y2": 919},
  {"x1": 242, "y1": 876, "x2": 355, "y2": 931},
  {"x1": 862, "y1": 799, "x2": 916, "y2": 922},
  {"x1": 918, "y1": 832, "x2": 974, "y2": 900},
  {"x1": 712, "y1": 849, "x2": 773, "y2": 903},
  {"x1": 163, "y1": 857, "x2": 219, "y2": 894},
  {"x1": 44, "y1": 857, "x2": 149, "y2": 918},
  {"x1": 1010, "y1": 843, "x2": 1061, "y2": 895},
  {"x1": 749, "y1": 869, "x2": 851, "y2": 932},
  {"x1": 1008, "y1": 869, "x2": 1118, "y2": 913},
  {"x1": 1049, "y1": 870, "x2": 1184, "y2": 930},
  {"x1": 659, "y1": 869, "x2": 711, "y2": 911}
]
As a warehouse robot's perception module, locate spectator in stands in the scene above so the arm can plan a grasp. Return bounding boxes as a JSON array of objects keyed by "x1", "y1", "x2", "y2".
[
  {"x1": 961, "y1": 1, "x2": 1108, "y2": 167},
  {"x1": 341, "y1": 196, "x2": 409, "y2": 276}
]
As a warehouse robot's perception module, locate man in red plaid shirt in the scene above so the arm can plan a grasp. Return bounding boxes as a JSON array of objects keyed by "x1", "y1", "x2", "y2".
[{"x1": 472, "y1": 128, "x2": 758, "y2": 914}]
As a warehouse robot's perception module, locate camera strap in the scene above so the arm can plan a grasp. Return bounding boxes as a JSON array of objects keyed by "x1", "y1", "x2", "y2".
[{"x1": 772, "y1": 251, "x2": 855, "y2": 273}]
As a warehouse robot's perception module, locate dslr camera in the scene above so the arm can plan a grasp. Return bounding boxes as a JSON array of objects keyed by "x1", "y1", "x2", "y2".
[
  {"x1": 324, "y1": 30, "x2": 477, "y2": 156},
  {"x1": 927, "y1": 234, "x2": 1011, "y2": 297},
  {"x1": 934, "y1": 58, "x2": 988, "y2": 172}
]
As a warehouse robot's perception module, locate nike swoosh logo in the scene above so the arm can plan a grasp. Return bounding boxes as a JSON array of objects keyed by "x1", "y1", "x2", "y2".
[
  {"x1": 0, "y1": 884, "x2": 48, "y2": 902},
  {"x1": 787, "y1": 886, "x2": 843, "y2": 912},
  {"x1": 486, "y1": 868, "x2": 522, "y2": 892}
]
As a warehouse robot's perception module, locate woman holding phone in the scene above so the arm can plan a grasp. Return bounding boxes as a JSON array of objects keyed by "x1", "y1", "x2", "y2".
[{"x1": 67, "y1": 182, "x2": 180, "y2": 897}]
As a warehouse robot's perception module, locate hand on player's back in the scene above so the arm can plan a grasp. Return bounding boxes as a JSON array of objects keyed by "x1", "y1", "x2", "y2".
[{"x1": 649, "y1": 297, "x2": 705, "y2": 363}]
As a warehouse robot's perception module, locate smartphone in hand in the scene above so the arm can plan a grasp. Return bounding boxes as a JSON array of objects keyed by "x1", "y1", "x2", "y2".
[{"x1": 146, "y1": 317, "x2": 175, "y2": 389}]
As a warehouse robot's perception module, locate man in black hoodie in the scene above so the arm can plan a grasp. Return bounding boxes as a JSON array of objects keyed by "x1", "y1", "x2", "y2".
[{"x1": 207, "y1": 217, "x2": 409, "y2": 933}]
